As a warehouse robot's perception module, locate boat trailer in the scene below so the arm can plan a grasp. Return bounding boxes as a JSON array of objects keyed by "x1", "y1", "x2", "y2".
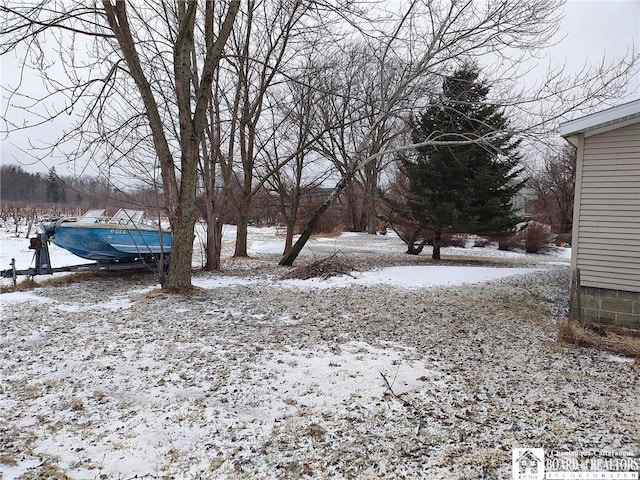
[{"x1": 1, "y1": 232, "x2": 168, "y2": 285}]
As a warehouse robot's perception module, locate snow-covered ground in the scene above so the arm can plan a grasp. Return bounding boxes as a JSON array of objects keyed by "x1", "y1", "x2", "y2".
[
  {"x1": 1, "y1": 222, "x2": 637, "y2": 479},
  {"x1": 2, "y1": 223, "x2": 568, "y2": 289}
]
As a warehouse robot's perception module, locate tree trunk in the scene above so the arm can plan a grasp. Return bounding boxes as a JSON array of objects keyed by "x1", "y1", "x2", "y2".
[
  {"x1": 279, "y1": 169, "x2": 354, "y2": 266},
  {"x1": 345, "y1": 183, "x2": 362, "y2": 231},
  {"x1": 166, "y1": 139, "x2": 199, "y2": 291},
  {"x1": 365, "y1": 181, "x2": 378, "y2": 235},
  {"x1": 406, "y1": 241, "x2": 427, "y2": 255},
  {"x1": 234, "y1": 197, "x2": 250, "y2": 257},
  {"x1": 405, "y1": 228, "x2": 427, "y2": 255},
  {"x1": 166, "y1": 210, "x2": 195, "y2": 290},
  {"x1": 234, "y1": 115, "x2": 254, "y2": 257},
  {"x1": 103, "y1": 0, "x2": 239, "y2": 291},
  {"x1": 279, "y1": 210, "x2": 321, "y2": 266},
  {"x1": 206, "y1": 218, "x2": 224, "y2": 271},
  {"x1": 204, "y1": 196, "x2": 223, "y2": 271},
  {"x1": 432, "y1": 228, "x2": 441, "y2": 260},
  {"x1": 283, "y1": 220, "x2": 295, "y2": 255}
]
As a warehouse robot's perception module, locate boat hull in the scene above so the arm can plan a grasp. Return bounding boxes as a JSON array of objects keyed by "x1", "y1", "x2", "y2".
[{"x1": 50, "y1": 223, "x2": 172, "y2": 262}]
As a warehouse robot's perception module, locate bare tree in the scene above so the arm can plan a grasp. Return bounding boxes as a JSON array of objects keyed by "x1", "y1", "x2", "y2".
[
  {"x1": 261, "y1": 64, "x2": 333, "y2": 254},
  {"x1": 198, "y1": 65, "x2": 228, "y2": 271},
  {"x1": 528, "y1": 143, "x2": 577, "y2": 233},
  {"x1": 279, "y1": 0, "x2": 637, "y2": 266},
  {"x1": 217, "y1": 0, "x2": 336, "y2": 258},
  {"x1": 194, "y1": 1, "x2": 345, "y2": 268},
  {"x1": 2, "y1": 1, "x2": 239, "y2": 291},
  {"x1": 311, "y1": 44, "x2": 424, "y2": 234},
  {"x1": 104, "y1": 1, "x2": 238, "y2": 290}
]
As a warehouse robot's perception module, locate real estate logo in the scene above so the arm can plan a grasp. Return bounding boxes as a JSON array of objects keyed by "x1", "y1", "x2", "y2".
[
  {"x1": 512, "y1": 448, "x2": 545, "y2": 480},
  {"x1": 512, "y1": 448, "x2": 639, "y2": 480}
]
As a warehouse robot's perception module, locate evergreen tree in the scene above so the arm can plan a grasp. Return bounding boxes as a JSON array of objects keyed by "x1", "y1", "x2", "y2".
[
  {"x1": 403, "y1": 63, "x2": 525, "y2": 259},
  {"x1": 46, "y1": 167, "x2": 66, "y2": 204}
]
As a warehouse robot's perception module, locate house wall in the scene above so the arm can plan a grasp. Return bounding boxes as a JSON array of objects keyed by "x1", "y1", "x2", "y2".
[{"x1": 572, "y1": 121, "x2": 640, "y2": 332}]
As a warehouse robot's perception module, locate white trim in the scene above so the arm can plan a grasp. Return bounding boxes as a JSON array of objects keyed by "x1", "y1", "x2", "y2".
[
  {"x1": 559, "y1": 99, "x2": 640, "y2": 138},
  {"x1": 583, "y1": 116, "x2": 640, "y2": 139},
  {"x1": 570, "y1": 134, "x2": 584, "y2": 275}
]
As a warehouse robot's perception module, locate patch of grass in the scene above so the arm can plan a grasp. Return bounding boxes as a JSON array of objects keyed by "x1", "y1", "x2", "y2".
[
  {"x1": 143, "y1": 285, "x2": 208, "y2": 299},
  {"x1": 207, "y1": 456, "x2": 225, "y2": 472},
  {"x1": 40, "y1": 272, "x2": 101, "y2": 286},
  {"x1": 142, "y1": 287, "x2": 168, "y2": 299},
  {"x1": 18, "y1": 383, "x2": 44, "y2": 400},
  {"x1": 92, "y1": 390, "x2": 108, "y2": 404},
  {"x1": 0, "y1": 453, "x2": 18, "y2": 466},
  {"x1": 44, "y1": 270, "x2": 157, "y2": 287},
  {"x1": 69, "y1": 399, "x2": 85, "y2": 412},
  {"x1": 311, "y1": 225, "x2": 345, "y2": 239},
  {"x1": 557, "y1": 320, "x2": 640, "y2": 359},
  {"x1": 17, "y1": 461, "x2": 72, "y2": 480},
  {"x1": 0, "y1": 277, "x2": 39, "y2": 293}
]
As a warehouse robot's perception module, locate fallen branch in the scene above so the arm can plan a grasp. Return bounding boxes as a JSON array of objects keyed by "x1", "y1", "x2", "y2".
[
  {"x1": 282, "y1": 252, "x2": 357, "y2": 280},
  {"x1": 380, "y1": 371, "x2": 425, "y2": 435},
  {"x1": 381, "y1": 371, "x2": 490, "y2": 431}
]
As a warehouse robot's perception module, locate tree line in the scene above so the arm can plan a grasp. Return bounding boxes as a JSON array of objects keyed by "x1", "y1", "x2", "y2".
[
  {"x1": 0, "y1": 165, "x2": 166, "y2": 213},
  {"x1": 1, "y1": 165, "x2": 106, "y2": 207},
  {"x1": 0, "y1": 163, "x2": 367, "y2": 235},
  {"x1": 1, "y1": 0, "x2": 632, "y2": 291}
]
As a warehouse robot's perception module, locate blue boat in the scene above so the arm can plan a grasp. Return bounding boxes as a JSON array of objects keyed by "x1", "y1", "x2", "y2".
[{"x1": 43, "y1": 209, "x2": 172, "y2": 262}]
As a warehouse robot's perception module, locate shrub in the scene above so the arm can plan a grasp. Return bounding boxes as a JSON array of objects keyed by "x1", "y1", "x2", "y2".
[
  {"x1": 473, "y1": 236, "x2": 490, "y2": 247},
  {"x1": 523, "y1": 221, "x2": 553, "y2": 253},
  {"x1": 441, "y1": 233, "x2": 467, "y2": 248},
  {"x1": 496, "y1": 222, "x2": 553, "y2": 253},
  {"x1": 497, "y1": 235, "x2": 522, "y2": 251}
]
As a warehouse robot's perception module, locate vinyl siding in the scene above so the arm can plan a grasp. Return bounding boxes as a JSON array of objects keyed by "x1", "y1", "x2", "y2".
[{"x1": 576, "y1": 122, "x2": 640, "y2": 292}]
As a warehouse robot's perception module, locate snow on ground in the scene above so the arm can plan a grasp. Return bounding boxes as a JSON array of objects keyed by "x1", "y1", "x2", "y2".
[
  {"x1": 2, "y1": 221, "x2": 567, "y2": 288},
  {"x1": 1, "y1": 222, "x2": 637, "y2": 480},
  {"x1": 278, "y1": 265, "x2": 539, "y2": 290}
]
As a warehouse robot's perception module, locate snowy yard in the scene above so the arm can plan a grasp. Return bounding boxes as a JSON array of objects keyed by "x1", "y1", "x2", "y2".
[{"x1": 1, "y1": 226, "x2": 638, "y2": 479}]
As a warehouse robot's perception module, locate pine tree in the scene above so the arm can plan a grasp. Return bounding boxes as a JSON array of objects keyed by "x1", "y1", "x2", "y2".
[
  {"x1": 46, "y1": 167, "x2": 66, "y2": 204},
  {"x1": 403, "y1": 63, "x2": 524, "y2": 259}
]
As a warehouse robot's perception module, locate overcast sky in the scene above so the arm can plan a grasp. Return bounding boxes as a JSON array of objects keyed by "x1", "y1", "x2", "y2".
[
  {"x1": 554, "y1": 0, "x2": 639, "y2": 95},
  {"x1": 1, "y1": 0, "x2": 638, "y2": 177}
]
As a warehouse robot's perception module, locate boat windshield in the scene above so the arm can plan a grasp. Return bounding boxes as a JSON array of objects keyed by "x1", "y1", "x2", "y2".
[
  {"x1": 76, "y1": 209, "x2": 106, "y2": 224},
  {"x1": 110, "y1": 209, "x2": 145, "y2": 225}
]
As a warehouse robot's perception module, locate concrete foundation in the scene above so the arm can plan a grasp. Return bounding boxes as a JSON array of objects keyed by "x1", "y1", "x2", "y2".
[{"x1": 579, "y1": 286, "x2": 640, "y2": 335}]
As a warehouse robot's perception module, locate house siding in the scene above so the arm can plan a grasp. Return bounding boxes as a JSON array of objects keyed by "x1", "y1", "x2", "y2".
[{"x1": 576, "y1": 122, "x2": 640, "y2": 294}]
